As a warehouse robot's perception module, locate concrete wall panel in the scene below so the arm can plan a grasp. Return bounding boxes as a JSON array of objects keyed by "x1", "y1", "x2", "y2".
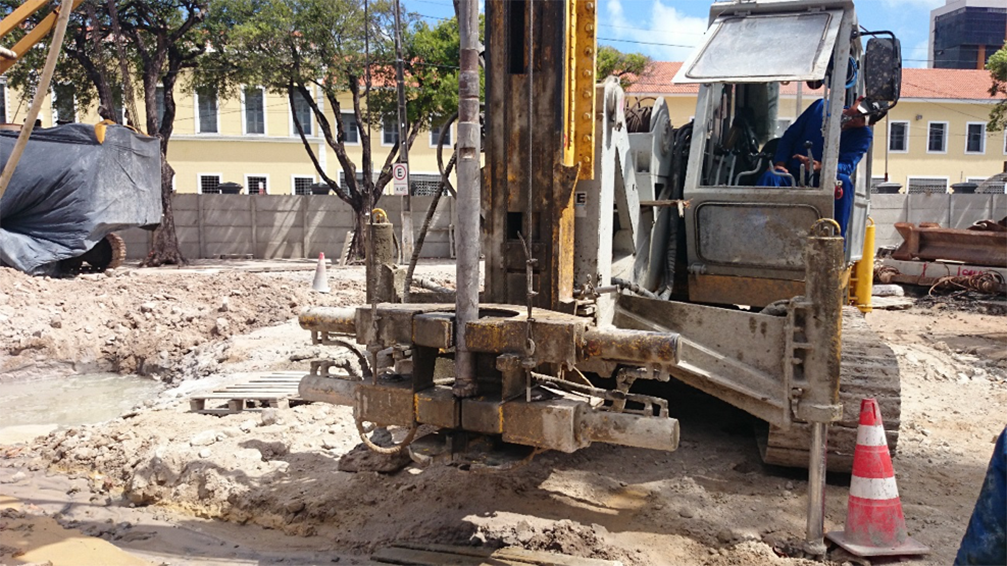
[
  {"x1": 202, "y1": 208, "x2": 253, "y2": 228},
  {"x1": 906, "y1": 193, "x2": 950, "y2": 225},
  {"x1": 949, "y1": 195, "x2": 993, "y2": 229}
]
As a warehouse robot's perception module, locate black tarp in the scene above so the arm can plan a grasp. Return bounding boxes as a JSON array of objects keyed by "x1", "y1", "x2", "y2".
[{"x1": 0, "y1": 123, "x2": 162, "y2": 275}]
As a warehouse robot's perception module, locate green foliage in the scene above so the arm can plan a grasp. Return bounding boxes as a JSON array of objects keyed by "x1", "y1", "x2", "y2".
[
  {"x1": 596, "y1": 45, "x2": 651, "y2": 89},
  {"x1": 204, "y1": 0, "x2": 466, "y2": 214},
  {"x1": 987, "y1": 43, "x2": 1007, "y2": 132}
]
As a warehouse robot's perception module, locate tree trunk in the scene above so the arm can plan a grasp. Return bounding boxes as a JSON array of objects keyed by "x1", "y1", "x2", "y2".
[{"x1": 143, "y1": 159, "x2": 185, "y2": 266}]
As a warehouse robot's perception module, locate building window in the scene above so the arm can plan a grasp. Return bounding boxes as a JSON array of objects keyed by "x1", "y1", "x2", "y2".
[
  {"x1": 906, "y1": 177, "x2": 948, "y2": 194},
  {"x1": 888, "y1": 121, "x2": 908, "y2": 153},
  {"x1": 52, "y1": 83, "x2": 76, "y2": 125},
  {"x1": 246, "y1": 175, "x2": 268, "y2": 195},
  {"x1": 199, "y1": 174, "x2": 222, "y2": 194},
  {"x1": 341, "y1": 112, "x2": 359, "y2": 144},
  {"x1": 966, "y1": 123, "x2": 985, "y2": 154},
  {"x1": 293, "y1": 176, "x2": 315, "y2": 195},
  {"x1": 927, "y1": 122, "x2": 947, "y2": 153},
  {"x1": 244, "y1": 86, "x2": 265, "y2": 135},
  {"x1": 429, "y1": 118, "x2": 452, "y2": 147},
  {"x1": 410, "y1": 173, "x2": 447, "y2": 196},
  {"x1": 291, "y1": 92, "x2": 312, "y2": 136},
  {"x1": 196, "y1": 87, "x2": 218, "y2": 134},
  {"x1": 382, "y1": 116, "x2": 399, "y2": 146}
]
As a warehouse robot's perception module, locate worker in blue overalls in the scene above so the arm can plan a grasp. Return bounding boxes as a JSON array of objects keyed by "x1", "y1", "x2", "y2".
[
  {"x1": 955, "y1": 425, "x2": 1006, "y2": 565},
  {"x1": 759, "y1": 95, "x2": 878, "y2": 239}
]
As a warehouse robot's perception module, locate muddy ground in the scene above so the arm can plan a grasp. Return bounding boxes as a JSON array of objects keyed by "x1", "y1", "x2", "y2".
[{"x1": 0, "y1": 262, "x2": 1005, "y2": 566}]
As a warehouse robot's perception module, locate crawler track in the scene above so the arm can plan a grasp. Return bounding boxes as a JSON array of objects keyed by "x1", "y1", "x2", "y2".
[{"x1": 760, "y1": 307, "x2": 901, "y2": 472}]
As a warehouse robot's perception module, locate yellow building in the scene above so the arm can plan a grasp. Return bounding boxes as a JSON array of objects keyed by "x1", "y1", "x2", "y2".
[
  {"x1": 0, "y1": 79, "x2": 454, "y2": 196},
  {"x1": 2, "y1": 63, "x2": 1003, "y2": 195},
  {"x1": 628, "y1": 63, "x2": 1006, "y2": 194}
]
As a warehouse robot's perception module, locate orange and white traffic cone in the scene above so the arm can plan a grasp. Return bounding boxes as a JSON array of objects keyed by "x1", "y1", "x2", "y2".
[
  {"x1": 826, "y1": 398, "x2": 929, "y2": 557},
  {"x1": 312, "y1": 252, "x2": 330, "y2": 293}
]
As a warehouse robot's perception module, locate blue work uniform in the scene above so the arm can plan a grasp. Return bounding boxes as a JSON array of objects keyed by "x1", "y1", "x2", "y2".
[
  {"x1": 758, "y1": 98, "x2": 872, "y2": 238},
  {"x1": 955, "y1": 425, "x2": 1007, "y2": 565}
]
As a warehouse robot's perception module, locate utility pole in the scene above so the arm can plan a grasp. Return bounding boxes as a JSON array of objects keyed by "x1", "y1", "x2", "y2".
[
  {"x1": 452, "y1": 0, "x2": 481, "y2": 398},
  {"x1": 392, "y1": 0, "x2": 414, "y2": 263}
]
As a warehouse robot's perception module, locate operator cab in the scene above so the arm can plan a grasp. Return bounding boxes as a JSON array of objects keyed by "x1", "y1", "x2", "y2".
[{"x1": 671, "y1": 0, "x2": 900, "y2": 307}]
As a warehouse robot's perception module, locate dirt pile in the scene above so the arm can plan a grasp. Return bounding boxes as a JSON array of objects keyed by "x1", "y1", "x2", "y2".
[{"x1": 0, "y1": 267, "x2": 363, "y2": 382}]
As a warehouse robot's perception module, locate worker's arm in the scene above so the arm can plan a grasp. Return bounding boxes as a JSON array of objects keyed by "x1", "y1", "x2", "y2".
[
  {"x1": 774, "y1": 98, "x2": 823, "y2": 170},
  {"x1": 837, "y1": 127, "x2": 872, "y2": 178}
]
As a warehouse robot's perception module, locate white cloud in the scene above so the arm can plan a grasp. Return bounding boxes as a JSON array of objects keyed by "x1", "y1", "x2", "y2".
[
  {"x1": 602, "y1": 0, "x2": 708, "y2": 63},
  {"x1": 880, "y1": 0, "x2": 944, "y2": 8}
]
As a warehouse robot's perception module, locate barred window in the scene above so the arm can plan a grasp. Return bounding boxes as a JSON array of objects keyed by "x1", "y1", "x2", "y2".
[
  {"x1": 247, "y1": 176, "x2": 268, "y2": 195},
  {"x1": 906, "y1": 177, "x2": 948, "y2": 194},
  {"x1": 293, "y1": 176, "x2": 314, "y2": 195},
  {"x1": 199, "y1": 174, "x2": 222, "y2": 194}
]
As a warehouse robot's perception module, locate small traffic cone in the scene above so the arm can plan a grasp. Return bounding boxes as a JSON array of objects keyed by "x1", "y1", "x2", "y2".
[
  {"x1": 312, "y1": 252, "x2": 330, "y2": 293},
  {"x1": 826, "y1": 399, "x2": 929, "y2": 557}
]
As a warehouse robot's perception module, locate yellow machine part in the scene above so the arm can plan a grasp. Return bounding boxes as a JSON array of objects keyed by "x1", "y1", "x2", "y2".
[
  {"x1": 0, "y1": 0, "x2": 85, "y2": 76},
  {"x1": 562, "y1": 0, "x2": 597, "y2": 180},
  {"x1": 848, "y1": 218, "x2": 875, "y2": 313}
]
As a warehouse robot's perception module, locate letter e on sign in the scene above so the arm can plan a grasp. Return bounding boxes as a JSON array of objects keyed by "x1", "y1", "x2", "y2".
[{"x1": 393, "y1": 163, "x2": 409, "y2": 196}]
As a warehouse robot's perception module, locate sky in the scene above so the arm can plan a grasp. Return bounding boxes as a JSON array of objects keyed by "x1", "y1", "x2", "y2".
[{"x1": 403, "y1": 0, "x2": 950, "y2": 70}]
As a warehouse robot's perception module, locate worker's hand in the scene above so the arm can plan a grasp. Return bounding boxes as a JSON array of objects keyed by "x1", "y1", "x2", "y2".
[
  {"x1": 774, "y1": 164, "x2": 788, "y2": 173},
  {"x1": 792, "y1": 154, "x2": 822, "y2": 173}
]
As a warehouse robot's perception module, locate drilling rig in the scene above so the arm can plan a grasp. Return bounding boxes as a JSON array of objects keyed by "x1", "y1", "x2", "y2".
[{"x1": 299, "y1": 0, "x2": 903, "y2": 553}]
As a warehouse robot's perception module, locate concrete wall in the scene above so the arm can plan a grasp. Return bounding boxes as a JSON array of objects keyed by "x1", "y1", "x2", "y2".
[
  {"x1": 119, "y1": 194, "x2": 455, "y2": 261},
  {"x1": 119, "y1": 193, "x2": 1003, "y2": 260},
  {"x1": 871, "y1": 193, "x2": 1007, "y2": 248}
]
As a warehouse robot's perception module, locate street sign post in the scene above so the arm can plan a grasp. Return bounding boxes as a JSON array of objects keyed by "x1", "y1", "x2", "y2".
[{"x1": 393, "y1": 163, "x2": 409, "y2": 196}]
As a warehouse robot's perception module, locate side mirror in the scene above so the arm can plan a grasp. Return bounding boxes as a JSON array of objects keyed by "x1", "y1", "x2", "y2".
[{"x1": 863, "y1": 37, "x2": 901, "y2": 104}]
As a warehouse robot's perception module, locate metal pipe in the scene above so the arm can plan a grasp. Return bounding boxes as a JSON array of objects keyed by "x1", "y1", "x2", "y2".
[
  {"x1": 452, "y1": 0, "x2": 481, "y2": 398},
  {"x1": 392, "y1": 0, "x2": 414, "y2": 264},
  {"x1": 804, "y1": 422, "x2": 829, "y2": 555},
  {"x1": 581, "y1": 328, "x2": 679, "y2": 364},
  {"x1": 298, "y1": 307, "x2": 357, "y2": 334}
]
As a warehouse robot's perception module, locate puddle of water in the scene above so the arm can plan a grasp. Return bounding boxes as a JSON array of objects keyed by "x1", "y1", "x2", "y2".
[{"x1": 0, "y1": 373, "x2": 162, "y2": 444}]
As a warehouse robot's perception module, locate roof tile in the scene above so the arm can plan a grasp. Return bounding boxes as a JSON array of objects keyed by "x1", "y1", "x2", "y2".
[{"x1": 626, "y1": 62, "x2": 997, "y2": 101}]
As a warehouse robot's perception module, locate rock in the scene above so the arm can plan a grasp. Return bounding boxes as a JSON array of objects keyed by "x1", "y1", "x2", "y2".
[
  {"x1": 285, "y1": 500, "x2": 305, "y2": 514},
  {"x1": 321, "y1": 435, "x2": 340, "y2": 450},
  {"x1": 515, "y1": 520, "x2": 535, "y2": 544},
  {"x1": 261, "y1": 409, "x2": 279, "y2": 426},
  {"x1": 50, "y1": 315, "x2": 62, "y2": 329},
  {"x1": 198, "y1": 448, "x2": 212, "y2": 459},
  {"x1": 872, "y1": 284, "x2": 905, "y2": 297},
  {"x1": 214, "y1": 318, "x2": 230, "y2": 335},
  {"x1": 84, "y1": 326, "x2": 94, "y2": 334},
  {"x1": 239, "y1": 420, "x2": 257, "y2": 433},
  {"x1": 679, "y1": 508, "x2": 695, "y2": 519},
  {"x1": 785, "y1": 481, "x2": 795, "y2": 490},
  {"x1": 189, "y1": 430, "x2": 219, "y2": 447},
  {"x1": 219, "y1": 297, "x2": 230, "y2": 312},
  {"x1": 140, "y1": 302, "x2": 156, "y2": 313},
  {"x1": 7, "y1": 471, "x2": 26, "y2": 483},
  {"x1": 717, "y1": 529, "x2": 735, "y2": 544}
]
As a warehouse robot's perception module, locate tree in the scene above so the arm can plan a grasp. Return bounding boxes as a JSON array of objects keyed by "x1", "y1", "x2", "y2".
[
  {"x1": 596, "y1": 45, "x2": 651, "y2": 89},
  {"x1": 0, "y1": 0, "x2": 206, "y2": 266},
  {"x1": 986, "y1": 43, "x2": 1007, "y2": 132},
  {"x1": 204, "y1": 0, "x2": 463, "y2": 257}
]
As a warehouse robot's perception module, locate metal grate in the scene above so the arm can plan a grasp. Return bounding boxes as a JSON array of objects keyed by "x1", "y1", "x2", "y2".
[
  {"x1": 906, "y1": 177, "x2": 948, "y2": 194},
  {"x1": 293, "y1": 177, "x2": 314, "y2": 195},
  {"x1": 410, "y1": 173, "x2": 446, "y2": 196},
  {"x1": 247, "y1": 176, "x2": 268, "y2": 195},
  {"x1": 200, "y1": 175, "x2": 222, "y2": 194}
]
